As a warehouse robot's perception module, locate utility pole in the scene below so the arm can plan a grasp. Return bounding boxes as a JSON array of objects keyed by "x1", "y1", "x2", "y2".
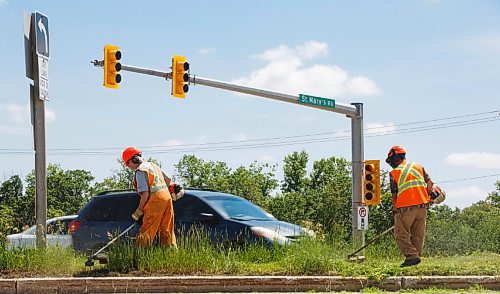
[
  {"x1": 92, "y1": 54, "x2": 366, "y2": 250},
  {"x1": 24, "y1": 12, "x2": 50, "y2": 249}
]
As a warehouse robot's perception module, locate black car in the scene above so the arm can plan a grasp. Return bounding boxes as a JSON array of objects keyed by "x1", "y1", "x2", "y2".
[{"x1": 70, "y1": 188, "x2": 313, "y2": 252}]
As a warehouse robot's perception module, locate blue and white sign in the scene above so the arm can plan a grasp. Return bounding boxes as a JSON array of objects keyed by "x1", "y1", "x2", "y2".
[{"x1": 35, "y1": 12, "x2": 49, "y2": 58}]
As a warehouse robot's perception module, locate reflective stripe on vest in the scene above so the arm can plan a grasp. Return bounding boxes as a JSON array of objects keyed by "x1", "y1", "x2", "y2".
[
  {"x1": 134, "y1": 161, "x2": 168, "y2": 194},
  {"x1": 391, "y1": 162, "x2": 430, "y2": 208}
]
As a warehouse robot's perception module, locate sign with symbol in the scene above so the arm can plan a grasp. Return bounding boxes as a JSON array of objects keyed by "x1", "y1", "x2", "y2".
[
  {"x1": 298, "y1": 94, "x2": 336, "y2": 109},
  {"x1": 357, "y1": 206, "x2": 369, "y2": 230},
  {"x1": 38, "y1": 55, "x2": 49, "y2": 100},
  {"x1": 35, "y1": 12, "x2": 49, "y2": 58}
]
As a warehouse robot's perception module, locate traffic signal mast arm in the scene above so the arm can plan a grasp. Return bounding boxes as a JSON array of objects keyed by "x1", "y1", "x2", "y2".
[{"x1": 91, "y1": 60, "x2": 357, "y2": 116}]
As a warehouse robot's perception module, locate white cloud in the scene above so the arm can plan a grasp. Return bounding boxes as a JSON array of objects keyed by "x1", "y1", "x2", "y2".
[
  {"x1": 444, "y1": 152, "x2": 500, "y2": 169},
  {"x1": 444, "y1": 185, "x2": 489, "y2": 209},
  {"x1": 0, "y1": 103, "x2": 25, "y2": 123},
  {"x1": 0, "y1": 103, "x2": 56, "y2": 135},
  {"x1": 365, "y1": 122, "x2": 396, "y2": 135},
  {"x1": 198, "y1": 47, "x2": 216, "y2": 55},
  {"x1": 0, "y1": 0, "x2": 8, "y2": 6},
  {"x1": 233, "y1": 41, "x2": 380, "y2": 98}
]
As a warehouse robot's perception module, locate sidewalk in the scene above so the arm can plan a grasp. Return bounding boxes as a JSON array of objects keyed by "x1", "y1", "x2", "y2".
[{"x1": 1, "y1": 275, "x2": 499, "y2": 293}]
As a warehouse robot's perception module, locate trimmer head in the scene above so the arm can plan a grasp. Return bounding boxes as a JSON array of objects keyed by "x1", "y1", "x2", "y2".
[
  {"x1": 85, "y1": 259, "x2": 95, "y2": 267},
  {"x1": 347, "y1": 255, "x2": 366, "y2": 262}
]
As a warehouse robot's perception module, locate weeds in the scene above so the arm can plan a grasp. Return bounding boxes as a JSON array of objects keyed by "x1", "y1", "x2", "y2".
[{"x1": 1, "y1": 230, "x2": 499, "y2": 278}]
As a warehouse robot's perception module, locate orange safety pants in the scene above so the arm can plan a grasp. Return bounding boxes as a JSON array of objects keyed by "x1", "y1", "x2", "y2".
[{"x1": 137, "y1": 193, "x2": 176, "y2": 247}]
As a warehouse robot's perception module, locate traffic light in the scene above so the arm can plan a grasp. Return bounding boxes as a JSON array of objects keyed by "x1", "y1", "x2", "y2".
[
  {"x1": 103, "y1": 45, "x2": 122, "y2": 89},
  {"x1": 171, "y1": 55, "x2": 189, "y2": 98},
  {"x1": 363, "y1": 159, "x2": 381, "y2": 205}
]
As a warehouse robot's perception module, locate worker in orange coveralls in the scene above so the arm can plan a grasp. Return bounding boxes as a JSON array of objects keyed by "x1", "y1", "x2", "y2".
[{"x1": 122, "y1": 146, "x2": 182, "y2": 248}]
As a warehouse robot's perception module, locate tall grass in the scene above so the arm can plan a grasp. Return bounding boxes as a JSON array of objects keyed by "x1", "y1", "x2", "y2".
[
  {"x1": 0, "y1": 246, "x2": 83, "y2": 276},
  {"x1": 1, "y1": 228, "x2": 499, "y2": 278}
]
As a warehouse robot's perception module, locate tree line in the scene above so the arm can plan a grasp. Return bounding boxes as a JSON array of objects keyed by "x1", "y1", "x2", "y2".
[{"x1": 1, "y1": 151, "x2": 498, "y2": 254}]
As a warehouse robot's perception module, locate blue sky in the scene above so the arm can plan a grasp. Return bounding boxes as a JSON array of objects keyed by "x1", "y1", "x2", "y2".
[{"x1": 1, "y1": 0, "x2": 499, "y2": 209}]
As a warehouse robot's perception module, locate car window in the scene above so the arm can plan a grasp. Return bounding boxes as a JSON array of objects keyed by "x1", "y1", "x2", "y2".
[
  {"x1": 85, "y1": 195, "x2": 139, "y2": 221},
  {"x1": 174, "y1": 196, "x2": 216, "y2": 222},
  {"x1": 204, "y1": 196, "x2": 275, "y2": 221}
]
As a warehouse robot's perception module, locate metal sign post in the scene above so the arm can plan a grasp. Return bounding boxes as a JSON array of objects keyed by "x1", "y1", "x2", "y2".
[
  {"x1": 24, "y1": 11, "x2": 50, "y2": 249},
  {"x1": 92, "y1": 60, "x2": 365, "y2": 249}
]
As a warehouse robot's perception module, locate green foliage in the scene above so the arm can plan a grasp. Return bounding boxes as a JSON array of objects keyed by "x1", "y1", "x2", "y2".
[
  {"x1": 174, "y1": 155, "x2": 277, "y2": 207},
  {"x1": 25, "y1": 164, "x2": 94, "y2": 217},
  {"x1": 0, "y1": 175, "x2": 28, "y2": 237},
  {"x1": 269, "y1": 153, "x2": 354, "y2": 241},
  {"x1": 92, "y1": 158, "x2": 134, "y2": 192},
  {"x1": 282, "y1": 151, "x2": 309, "y2": 193}
]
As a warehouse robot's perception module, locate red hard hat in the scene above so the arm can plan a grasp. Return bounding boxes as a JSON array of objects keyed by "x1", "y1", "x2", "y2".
[
  {"x1": 387, "y1": 145, "x2": 406, "y2": 157},
  {"x1": 122, "y1": 146, "x2": 141, "y2": 165},
  {"x1": 386, "y1": 145, "x2": 406, "y2": 163}
]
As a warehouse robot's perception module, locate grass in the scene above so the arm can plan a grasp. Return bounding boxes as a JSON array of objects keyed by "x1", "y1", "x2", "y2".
[{"x1": 0, "y1": 232, "x2": 499, "y2": 279}]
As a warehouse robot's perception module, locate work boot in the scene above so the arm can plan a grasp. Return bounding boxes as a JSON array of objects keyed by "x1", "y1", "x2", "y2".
[{"x1": 400, "y1": 257, "x2": 421, "y2": 267}]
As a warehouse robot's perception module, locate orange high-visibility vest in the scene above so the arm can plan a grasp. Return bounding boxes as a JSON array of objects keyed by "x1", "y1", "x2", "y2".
[
  {"x1": 390, "y1": 161, "x2": 430, "y2": 208},
  {"x1": 133, "y1": 161, "x2": 170, "y2": 199}
]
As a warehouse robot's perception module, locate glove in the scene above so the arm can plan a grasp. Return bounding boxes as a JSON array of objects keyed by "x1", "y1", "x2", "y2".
[
  {"x1": 169, "y1": 183, "x2": 185, "y2": 201},
  {"x1": 131, "y1": 208, "x2": 143, "y2": 222}
]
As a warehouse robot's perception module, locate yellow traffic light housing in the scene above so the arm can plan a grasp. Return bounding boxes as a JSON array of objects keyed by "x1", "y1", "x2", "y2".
[
  {"x1": 363, "y1": 159, "x2": 381, "y2": 205},
  {"x1": 171, "y1": 55, "x2": 189, "y2": 98},
  {"x1": 104, "y1": 45, "x2": 122, "y2": 89}
]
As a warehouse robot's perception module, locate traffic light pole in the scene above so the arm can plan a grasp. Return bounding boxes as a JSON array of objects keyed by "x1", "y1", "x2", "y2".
[{"x1": 92, "y1": 61, "x2": 365, "y2": 250}]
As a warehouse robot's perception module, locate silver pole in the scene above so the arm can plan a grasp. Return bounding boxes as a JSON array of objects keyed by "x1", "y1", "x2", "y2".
[
  {"x1": 91, "y1": 61, "x2": 358, "y2": 116},
  {"x1": 29, "y1": 13, "x2": 47, "y2": 249},
  {"x1": 190, "y1": 76, "x2": 357, "y2": 116},
  {"x1": 351, "y1": 103, "x2": 364, "y2": 251}
]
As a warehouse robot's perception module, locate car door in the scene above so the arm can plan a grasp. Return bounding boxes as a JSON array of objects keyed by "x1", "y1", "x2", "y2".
[{"x1": 174, "y1": 195, "x2": 226, "y2": 244}]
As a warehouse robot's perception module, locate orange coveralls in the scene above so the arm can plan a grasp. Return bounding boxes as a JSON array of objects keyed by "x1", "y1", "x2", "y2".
[{"x1": 133, "y1": 161, "x2": 176, "y2": 247}]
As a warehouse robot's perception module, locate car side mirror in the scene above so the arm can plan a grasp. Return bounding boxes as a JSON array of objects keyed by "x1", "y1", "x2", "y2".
[{"x1": 198, "y1": 213, "x2": 217, "y2": 223}]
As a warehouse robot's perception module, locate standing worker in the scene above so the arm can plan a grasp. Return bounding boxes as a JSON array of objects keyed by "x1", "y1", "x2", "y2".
[
  {"x1": 385, "y1": 145, "x2": 433, "y2": 267},
  {"x1": 122, "y1": 146, "x2": 178, "y2": 248}
]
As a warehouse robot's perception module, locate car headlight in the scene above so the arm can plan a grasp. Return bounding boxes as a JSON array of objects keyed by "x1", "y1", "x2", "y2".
[{"x1": 250, "y1": 226, "x2": 290, "y2": 244}]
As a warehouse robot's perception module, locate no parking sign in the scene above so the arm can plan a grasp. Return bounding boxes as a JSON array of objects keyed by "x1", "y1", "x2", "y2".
[{"x1": 357, "y1": 206, "x2": 369, "y2": 230}]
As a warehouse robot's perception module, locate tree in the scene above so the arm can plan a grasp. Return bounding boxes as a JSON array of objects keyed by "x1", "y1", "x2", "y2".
[
  {"x1": 175, "y1": 154, "x2": 231, "y2": 190},
  {"x1": 282, "y1": 151, "x2": 309, "y2": 193},
  {"x1": 174, "y1": 155, "x2": 277, "y2": 207},
  {"x1": 269, "y1": 153, "x2": 354, "y2": 241},
  {"x1": 0, "y1": 175, "x2": 23, "y2": 208},
  {"x1": 25, "y1": 164, "x2": 95, "y2": 219},
  {"x1": 486, "y1": 180, "x2": 500, "y2": 208},
  {"x1": 93, "y1": 159, "x2": 135, "y2": 192},
  {"x1": 228, "y1": 162, "x2": 277, "y2": 207}
]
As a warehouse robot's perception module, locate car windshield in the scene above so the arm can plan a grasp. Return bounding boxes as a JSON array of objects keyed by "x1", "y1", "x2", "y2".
[{"x1": 205, "y1": 196, "x2": 275, "y2": 221}]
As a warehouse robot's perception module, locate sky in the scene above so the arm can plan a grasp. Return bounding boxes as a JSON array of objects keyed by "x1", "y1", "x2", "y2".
[{"x1": 0, "y1": 0, "x2": 499, "y2": 210}]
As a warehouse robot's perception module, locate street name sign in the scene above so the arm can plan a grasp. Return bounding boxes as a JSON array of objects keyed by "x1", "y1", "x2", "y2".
[{"x1": 298, "y1": 94, "x2": 335, "y2": 109}]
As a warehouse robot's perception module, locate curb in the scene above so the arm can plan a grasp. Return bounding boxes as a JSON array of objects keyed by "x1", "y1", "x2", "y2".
[{"x1": 1, "y1": 275, "x2": 499, "y2": 293}]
